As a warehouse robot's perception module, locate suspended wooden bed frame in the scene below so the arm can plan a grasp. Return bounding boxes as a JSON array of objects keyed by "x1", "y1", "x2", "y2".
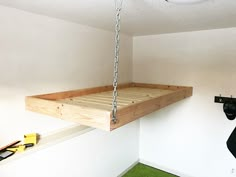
[
  {"x1": 25, "y1": 1, "x2": 193, "y2": 131},
  {"x1": 25, "y1": 83, "x2": 192, "y2": 131}
]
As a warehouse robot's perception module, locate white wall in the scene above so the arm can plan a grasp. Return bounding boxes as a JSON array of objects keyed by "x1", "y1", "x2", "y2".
[
  {"x1": 133, "y1": 28, "x2": 236, "y2": 177},
  {"x1": 0, "y1": 5, "x2": 139, "y2": 177}
]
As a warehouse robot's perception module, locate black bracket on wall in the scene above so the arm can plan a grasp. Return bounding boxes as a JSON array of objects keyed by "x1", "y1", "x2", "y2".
[
  {"x1": 215, "y1": 96, "x2": 236, "y2": 104},
  {"x1": 215, "y1": 95, "x2": 236, "y2": 120}
]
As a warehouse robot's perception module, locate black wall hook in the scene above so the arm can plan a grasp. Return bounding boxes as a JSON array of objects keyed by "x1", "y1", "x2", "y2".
[{"x1": 215, "y1": 95, "x2": 236, "y2": 120}]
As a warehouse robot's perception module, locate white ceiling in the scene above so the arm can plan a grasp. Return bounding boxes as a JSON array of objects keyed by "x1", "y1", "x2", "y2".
[{"x1": 0, "y1": 0, "x2": 236, "y2": 36}]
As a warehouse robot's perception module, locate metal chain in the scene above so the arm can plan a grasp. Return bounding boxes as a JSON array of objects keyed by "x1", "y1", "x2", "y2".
[{"x1": 112, "y1": 0, "x2": 123, "y2": 124}]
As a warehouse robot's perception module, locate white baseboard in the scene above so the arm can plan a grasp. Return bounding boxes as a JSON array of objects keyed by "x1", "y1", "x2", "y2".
[
  {"x1": 139, "y1": 159, "x2": 194, "y2": 177},
  {"x1": 117, "y1": 160, "x2": 139, "y2": 177}
]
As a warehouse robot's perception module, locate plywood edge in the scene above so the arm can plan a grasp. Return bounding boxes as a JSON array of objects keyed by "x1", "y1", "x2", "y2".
[
  {"x1": 110, "y1": 87, "x2": 192, "y2": 130},
  {"x1": 30, "y1": 83, "x2": 132, "y2": 100}
]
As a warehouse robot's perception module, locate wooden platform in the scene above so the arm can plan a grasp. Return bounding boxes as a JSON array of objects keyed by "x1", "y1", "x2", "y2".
[{"x1": 25, "y1": 83, "x2": 193, "y2": 131}]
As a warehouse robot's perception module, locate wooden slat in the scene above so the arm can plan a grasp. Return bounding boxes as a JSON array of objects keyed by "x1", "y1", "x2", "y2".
[
  {"x1": 58, "y1": 99, "x2": 113, "y2": 111},
  {"x1": 86, "y1": 95, "x2": 143, "y2": 102},
  {"x1": 83, "y1": 97, "x2": 135, "y2": 104},
  {"x1": 76, "y1": 98, "x2": 130, "y2": 106},
  {"x1": 61, "y1": 98, "x2": 128, "y2": 108}
]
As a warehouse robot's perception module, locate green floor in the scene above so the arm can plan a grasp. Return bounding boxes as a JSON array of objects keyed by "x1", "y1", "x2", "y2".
[{"x1": 122, "y1": 163, "x2": 178, "y2": 177}]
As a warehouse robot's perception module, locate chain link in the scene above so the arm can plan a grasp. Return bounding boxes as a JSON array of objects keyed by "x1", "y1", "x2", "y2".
[{"x1": 112, "y1": 0, "x2": 123, "y2": 124}]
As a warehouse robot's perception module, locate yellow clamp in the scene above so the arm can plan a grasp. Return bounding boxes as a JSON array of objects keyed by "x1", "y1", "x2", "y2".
[
  {"x1": 7, "y1": 145, "x2": 26, "y2": 152},
  {"x1": 24, "y1": 133, "x2": 38, "y2": 145},
  {"x1": 6, "y1": 133, "x2": 38, "y2": 153}
]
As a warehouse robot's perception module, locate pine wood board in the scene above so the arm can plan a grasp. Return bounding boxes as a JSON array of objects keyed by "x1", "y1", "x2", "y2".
[{"x1": 25, "y1": 83, "x2": 193, "y2": 131}]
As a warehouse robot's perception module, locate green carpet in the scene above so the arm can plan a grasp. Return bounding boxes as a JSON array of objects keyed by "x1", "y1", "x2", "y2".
[{"x1": 122, "y1": 163, "x2": 178, "y2": 177}]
